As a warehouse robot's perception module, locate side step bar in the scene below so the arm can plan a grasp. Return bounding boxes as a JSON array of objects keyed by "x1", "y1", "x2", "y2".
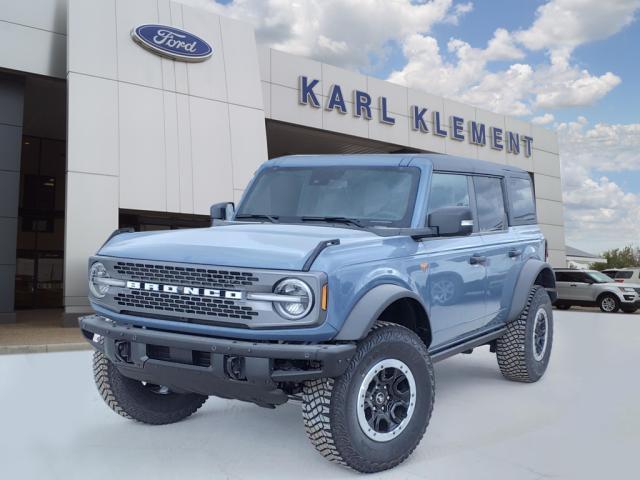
[{"x1": 430, "y1": 327, "x2": 506, "y2": 363}]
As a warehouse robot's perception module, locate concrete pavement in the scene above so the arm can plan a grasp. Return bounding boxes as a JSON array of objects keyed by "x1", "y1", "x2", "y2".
[{"x1": 0, "y1": 310, "x2": 638, "y2": 479}]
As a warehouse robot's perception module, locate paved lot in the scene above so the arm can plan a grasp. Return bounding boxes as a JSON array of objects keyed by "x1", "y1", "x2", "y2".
[{"x1": 1, "y1": 310, "x2": 638, "y2": 480}]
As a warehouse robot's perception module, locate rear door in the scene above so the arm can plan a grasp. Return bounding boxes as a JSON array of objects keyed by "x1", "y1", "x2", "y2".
[
  {"x1": 472, "y1": 175, "x2": 521, "y2": 323},
  {"x1": 554, "y1": 271, "x2": 574, "y2": 299},
  {"x1": 564, "y1": 271, "x2": 594, "y2": 301}
]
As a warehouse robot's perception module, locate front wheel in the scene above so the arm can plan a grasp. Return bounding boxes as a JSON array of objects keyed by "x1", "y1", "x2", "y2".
[
  {"x1": 621, "y1": 306, "x2": 638, "y2": 314},
  {"x1": 93, "y1": 351, "x2": 207, "y2": 425},
  {"x1": 598, "y1": 293, "x2": 620, "y2": 313},
  {"x1": 496, "y1": 285, "x2": 553, "y2": 383},
  {"x1": 302, "y1": 322, "x2": 434, "y2": 473}
]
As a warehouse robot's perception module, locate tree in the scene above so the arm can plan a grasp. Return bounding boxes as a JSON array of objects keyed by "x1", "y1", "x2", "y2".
[{"x1": 590, "y1": 246, "x2": 640, "y2": 270}]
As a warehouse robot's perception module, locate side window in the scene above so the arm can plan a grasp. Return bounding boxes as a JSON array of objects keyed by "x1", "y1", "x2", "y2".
[
  {"x1": 616, "y1": 271, "x2": 633, "y2": 279},
  {"x1": 427, "y1": 173, "x2": 470, "y2": 215},
  {"x1": 579, "y1": 272, "x2": 593, "y2": 283},
  {"x1": 566, "y1": 272, "x2": 587, "y2": 283},
  {"x1": 555, "y1": 272, "x2": 568, "y2": 282},
  {"x1": 473, "y1": 176, "x2": 506, "y2": 232},
  {"x1": 508, "y1": 176, "x2": 537, "y2": 224}
]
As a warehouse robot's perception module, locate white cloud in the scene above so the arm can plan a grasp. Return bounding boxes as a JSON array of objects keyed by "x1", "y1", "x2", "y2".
[
  {"x1": 388, "y1": 0, "x2": 634, "y2": 114},
  {"x1": 557, "y1": 119, "x2": 640, "y2": 171},
  {"x1": 179, "y1": 0, "x2": 471, "y2": 70},
  {"x1": 531, "y1": 113, "x2": 555, "y2": 125},
  {"x1": 387, "y1": 30, "x2": 532, "y2": 114},
  {"x1": 533, "y1": 67, "x2": 621, "y2": 109},
  {"x1": 561, "y1": 172, "x2": 640, "y2": 254},
  {"x1": 558, "y1": 118, "x2": 640, "y2": 252},
  {"x1": 516, "y1": 0, "x2": 640, "y2": 56}
]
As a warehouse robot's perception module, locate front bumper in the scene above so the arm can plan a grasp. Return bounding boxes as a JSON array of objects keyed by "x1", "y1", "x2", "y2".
[
  {"x1": 620, "y1": 295, "x2": 640, "y2": 308},
  {"x1": 80, "y1": 314, "x2": 356, "y2": 406},
  {"x1": 621, "y1": 297, "x2": 640, "y2": 306}
]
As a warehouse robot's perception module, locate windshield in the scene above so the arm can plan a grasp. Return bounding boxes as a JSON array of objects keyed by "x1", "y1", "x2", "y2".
[
  {"x1": 588, "y1": 271, "x2": 613, "y2": 283},
  {"x1": 236, "y1": 166, "x2": 420, "y2": 228}
]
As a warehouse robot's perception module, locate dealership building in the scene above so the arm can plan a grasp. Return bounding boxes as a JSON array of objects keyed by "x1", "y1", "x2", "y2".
[{"x1": 0, "y1": 0, "x2": 565, "y2": 324}]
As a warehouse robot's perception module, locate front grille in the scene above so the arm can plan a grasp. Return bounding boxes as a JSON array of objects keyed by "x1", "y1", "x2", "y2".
[
  {"x1": 113, "y1": 262, "x2": 259, "y2": 289},
  {"x1": 634, "y1": 288, "x2": 640, "y2": 295},
  {"x1": 114, "y1": 290, "x2": 258, "y2": 320}
]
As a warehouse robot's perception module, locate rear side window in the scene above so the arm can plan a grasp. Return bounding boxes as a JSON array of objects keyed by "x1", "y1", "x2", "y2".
[
  {"x1": 473, "y1": 176, "x2": 506, "y2": 232},
  {"x1": 427, "y1": 173, "x2": 470, "y2": 214},
  {"x1": 557, "y1": 271, "x2": 586, "y2": 282},
  {"x1": 508, "y1": 177, "x2": 537, "y2": 225},
  {"x1": 616, "y1": 271, "x2": 633, "y2": 279}
]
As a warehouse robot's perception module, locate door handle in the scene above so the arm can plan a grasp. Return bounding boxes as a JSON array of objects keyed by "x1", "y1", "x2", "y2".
[
  {"x1": 469, "y1": 254, "x2": 487, "y2": 265},
  {"x1": 508, "y1": 249, "x2": 521, "y2": 258},
  {"x1": 569, "y1": 283, "x2": 577, "y2": 287}
]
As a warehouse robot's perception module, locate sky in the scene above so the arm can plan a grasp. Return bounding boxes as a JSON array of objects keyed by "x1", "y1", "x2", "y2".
[{"x1": 181, "y1": 0, "x2": 640, "y2": 255}]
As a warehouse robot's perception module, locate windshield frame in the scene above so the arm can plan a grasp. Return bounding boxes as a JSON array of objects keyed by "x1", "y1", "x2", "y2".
[{"x1": 235, "y1": 165, "x2": 422, "y2": 229}]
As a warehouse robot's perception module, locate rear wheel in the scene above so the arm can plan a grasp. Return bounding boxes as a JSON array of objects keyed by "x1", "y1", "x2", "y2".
[
  {"x1": 598, "y1": 294, "x2": 620, "y2": 313},
  {"x1": 496, "y1": 285, "x2": 553, "y2": 383},
  {"x1": 93, "y1": 351, "x2": 207, "y2": 425},
  {"x1": 555, "y1": 303, "x2": 571, "y2": 310},
  {"x1": 302, "y1": 322, "x2": 434, "y2": 473}
]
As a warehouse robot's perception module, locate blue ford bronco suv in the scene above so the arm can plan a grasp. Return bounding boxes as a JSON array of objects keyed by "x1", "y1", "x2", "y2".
[{"x1": 80, "y1": 154, "x2": 556, "y2": 473}]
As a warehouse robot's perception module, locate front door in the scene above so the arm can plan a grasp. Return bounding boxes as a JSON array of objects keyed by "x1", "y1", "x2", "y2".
[{"x1": 420, "y1": 173, "x2": 486, "y2": 346}]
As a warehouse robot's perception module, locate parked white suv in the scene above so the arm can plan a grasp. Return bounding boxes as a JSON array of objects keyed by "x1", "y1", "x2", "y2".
[
  {"x1": 554, "y1": 269, "x2": 640, "y2": 313},
  {"x1": 613, "y1": 268, "x2": 640, "y2": 284}
]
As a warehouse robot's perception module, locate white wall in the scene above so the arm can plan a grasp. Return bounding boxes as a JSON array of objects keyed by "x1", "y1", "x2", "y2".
[
  {"x1": 259, "y1": 46, "x2": 566, "y2": 266},
  {"x1": 0, "y1": 0, "x2": 67, "y2": 78},
  {"x1": 65, "y1": 0, "x2": 268, "y2": 310}
]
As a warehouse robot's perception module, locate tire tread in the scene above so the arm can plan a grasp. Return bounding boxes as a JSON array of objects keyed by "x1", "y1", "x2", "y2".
[
  {"x1": 302, "y1": 321, "x2": 434, "y2": 473},
  {"x1": 92, "y1": 350, "x2": 207, "y2": 425},
  {"x1": 496, "y1": 285, "x2": 549, "y2": 383}
]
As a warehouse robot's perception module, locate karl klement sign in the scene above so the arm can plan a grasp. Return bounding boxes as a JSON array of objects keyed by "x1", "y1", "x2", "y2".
[{"x1": 298, "y1": 76, "x2": 533, "y2": 157}]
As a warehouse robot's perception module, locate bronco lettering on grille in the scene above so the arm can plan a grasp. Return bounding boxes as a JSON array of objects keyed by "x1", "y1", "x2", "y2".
[{"x1": 125, "y1": 281, "x2": 243, "y2": 299}]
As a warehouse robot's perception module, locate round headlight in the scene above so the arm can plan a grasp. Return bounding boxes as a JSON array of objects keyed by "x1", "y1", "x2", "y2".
[
  {"x1": 273, "y1": 278, "x2": 314, "y2": 320},
  {"x1": 89, "y1": 262, "x2": 110, "y2": 298}
]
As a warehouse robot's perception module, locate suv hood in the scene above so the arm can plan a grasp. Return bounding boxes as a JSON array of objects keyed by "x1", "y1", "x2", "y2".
[{"x1": 98, "y1": 223, "x2": 378, "y2": 270}]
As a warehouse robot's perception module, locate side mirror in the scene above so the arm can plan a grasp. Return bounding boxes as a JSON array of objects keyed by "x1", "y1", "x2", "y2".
[
  {"x1": 210, "y1": 202, "x2": 235, "y2": 225},
  {"x1": 428, "y1": 206, "x2": 474, "y2": 236}
]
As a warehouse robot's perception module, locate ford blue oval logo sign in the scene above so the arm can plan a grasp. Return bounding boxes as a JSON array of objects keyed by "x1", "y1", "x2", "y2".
[{"x1": 131, "y1": 24, "x2": 213, "y2": 62}]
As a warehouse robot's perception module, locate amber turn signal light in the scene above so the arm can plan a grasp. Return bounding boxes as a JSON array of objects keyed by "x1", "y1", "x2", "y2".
[{"x1": 321, "y1": 284, "x2": 328, "y2": 310}]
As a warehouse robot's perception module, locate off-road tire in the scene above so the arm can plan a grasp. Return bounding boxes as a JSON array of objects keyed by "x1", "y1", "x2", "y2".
[
  {"x1": 621, "y1": 306, "x2": 638, "y2": 314},
  {"x1": 302, "y1": 322, "x2": 435, "y2": 473},
  {"x1": 496, "y1": 285, "x2": 553, "y2": 383},
  {"x1": 598, "y1": 293, "x2": 620, "y2": 313},
  {"x1": 93, "y1": 351, "x2": 207, "y2": 425}
]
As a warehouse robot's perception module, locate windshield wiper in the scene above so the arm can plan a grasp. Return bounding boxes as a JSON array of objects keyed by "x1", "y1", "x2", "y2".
[
  {"x1": 235, "y1": 213, "x2": 279, "y2": 223},
  {"x1": 301, "y1": 216, "x2": 365, "y2": 228}
]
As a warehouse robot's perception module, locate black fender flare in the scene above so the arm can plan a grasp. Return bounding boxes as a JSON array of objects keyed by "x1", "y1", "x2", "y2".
[
  {"x1": 507, "y1": 259, "x2": 556, "y2": 323},
  {"x1": 334, "y1": 284, "x2": 428, "y2": 341}
]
